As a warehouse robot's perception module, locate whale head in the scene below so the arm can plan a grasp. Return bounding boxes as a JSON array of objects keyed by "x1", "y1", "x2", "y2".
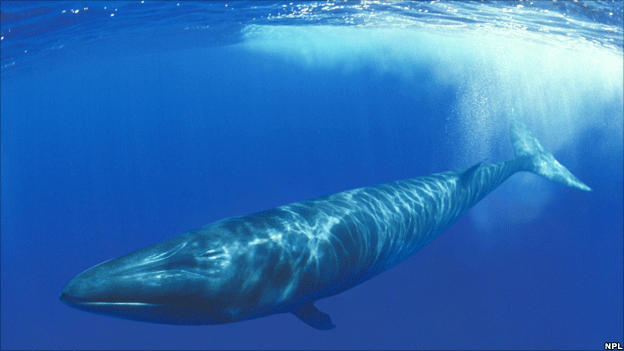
[{"x1": 60, "y1": 227, "x2": 242, "y2": 325}]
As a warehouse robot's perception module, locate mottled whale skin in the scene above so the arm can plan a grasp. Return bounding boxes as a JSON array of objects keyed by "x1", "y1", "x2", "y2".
[{"x1": 60, "y1": 114, "x2": 591, "y2": 330}]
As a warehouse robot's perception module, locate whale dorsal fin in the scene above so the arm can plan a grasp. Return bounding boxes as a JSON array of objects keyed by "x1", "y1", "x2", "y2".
[
  {"x1": 460, "y1": 159, "x2": 487, "y2": 188},
  {"x1": 293, "y1": 303, "x2": 335, "y2": 330}
]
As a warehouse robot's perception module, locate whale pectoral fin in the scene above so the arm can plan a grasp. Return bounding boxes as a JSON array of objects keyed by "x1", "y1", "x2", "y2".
[{"x1": 293, "y1": 303, "x2": 336, "y2": 330}]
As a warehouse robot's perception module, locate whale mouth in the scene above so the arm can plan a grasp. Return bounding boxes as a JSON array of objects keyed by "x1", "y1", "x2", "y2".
[
  {"x1": 59, "y1": 292, "x2": 152, "y2": 308},
  {"x1": 59, "y1": 291, "x2": 220, "y2": 325}
]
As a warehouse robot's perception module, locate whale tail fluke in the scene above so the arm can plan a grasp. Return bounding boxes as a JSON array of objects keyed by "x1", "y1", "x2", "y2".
[{"x1": 509, "y1": 110, "x2": 592, "y2": 192}]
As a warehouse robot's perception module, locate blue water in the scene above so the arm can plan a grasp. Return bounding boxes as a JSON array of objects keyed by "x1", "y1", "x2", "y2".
[{"x1": 1, "y1": 1, "x2": 622, "y2": 349}]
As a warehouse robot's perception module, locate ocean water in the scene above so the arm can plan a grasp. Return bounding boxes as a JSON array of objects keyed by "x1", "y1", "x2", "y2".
[{"x1": 1, "y1": 1, "x2": 622, "y2": 349}]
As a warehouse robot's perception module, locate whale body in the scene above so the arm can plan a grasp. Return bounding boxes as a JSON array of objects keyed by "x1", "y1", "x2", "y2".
[{"x1": 60, "y1": 114, "x2": 591, "y2": 330}]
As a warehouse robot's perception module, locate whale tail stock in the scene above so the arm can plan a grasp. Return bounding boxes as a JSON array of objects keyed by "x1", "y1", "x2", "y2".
[
  {"x1": 291, "y1": 111, "x2": 591, "y2": 331},
  {"x1": 509, "y1": 110, "x2": 592, "y2": 192}
]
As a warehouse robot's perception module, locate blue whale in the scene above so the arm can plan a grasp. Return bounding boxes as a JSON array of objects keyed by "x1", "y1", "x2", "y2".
[{"x1": 60, "y1": 114, "x2": 591, "y2": 330}]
